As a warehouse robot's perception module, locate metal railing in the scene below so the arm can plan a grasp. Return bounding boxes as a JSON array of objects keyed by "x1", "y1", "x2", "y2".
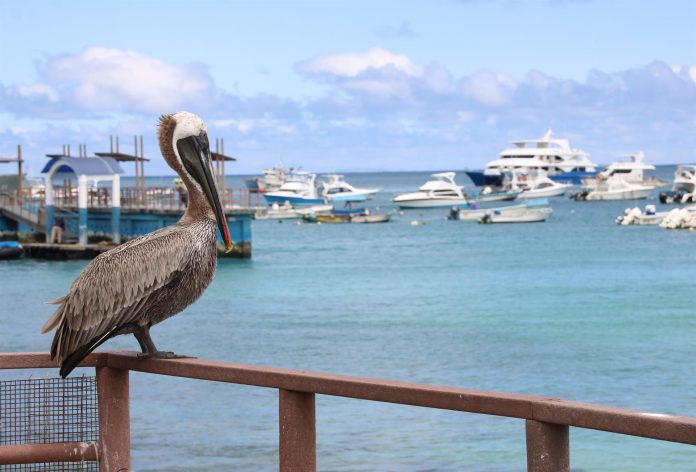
[
  {"x1": 25, "y1": 186, "x2": 264, "y2": 212},
  {"x1": 2, "y1": 351, "x2": 696, "y2": 471}
]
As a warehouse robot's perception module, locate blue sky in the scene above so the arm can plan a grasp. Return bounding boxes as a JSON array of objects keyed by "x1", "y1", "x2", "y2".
[{"x1": 1, "y1": 0, "x2": 695, "y2": 175}]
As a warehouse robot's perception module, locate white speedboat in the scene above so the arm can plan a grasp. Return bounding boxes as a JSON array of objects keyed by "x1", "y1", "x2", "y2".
[
  {"x1": 507, "y1": 169, "x2": 572, "y2": 199},
  {"x1": 457, "y1": 199, "x2": 550, "y2": 221},
  {"x1": 263, "y1": 172, "x2": 326, "y2": 206},
  {"x1": 579, "y1": 176, "x2": 653, "y2": 201},
  {"x1": 393, "y1": 172, "x2": 468, "y2": 208},
  {"x1": 466, "y1": 130, "x2": 598, "y2": 186},
  {"x1": 319, "y1": 174, "x2": 380, "y2": 202},
  {"x1": 659, "y1": 165, "x2": 696, "y2": 203},
  {"x1": 478, "y1": 204, "x2": 553, "y2": 224}
]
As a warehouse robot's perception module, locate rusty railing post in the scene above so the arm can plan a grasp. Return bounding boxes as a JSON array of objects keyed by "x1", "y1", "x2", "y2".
[
  {"x1": 526, "y1": 420, "x2": 569, "y2": 472},
  {"x1": 96, "y1": 366, "x2": 131, "y2": 471},
  {"x1": 279, "y1": 389, "x2": 316, "y2": 472}
]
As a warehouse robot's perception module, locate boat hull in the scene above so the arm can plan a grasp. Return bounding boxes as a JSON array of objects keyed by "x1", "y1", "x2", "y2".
[
  {"x1": 479, "y1": 207, "x2": 553, "y2": 223},
  {"x1": 470, "y1": 190, "x2": 521, "y2": 203},
  {"x1": 585, "y1": 187, "x2": 653, "y2": 201},
  {"x1": 350, "y1": 214, "x2": 391, "y2": 224},
  {"x1": 549, "y1": 171, "x2": 598, "y2": 185},
  {"x1": 518, "y1": 185, "x2": 571, "y2": 199},
  {"x1": 263, "y1": 194, "x2": 326, "y2": 206},
  {"x1": 394, "y1": 197, "x2": 469, "y2": 209}
]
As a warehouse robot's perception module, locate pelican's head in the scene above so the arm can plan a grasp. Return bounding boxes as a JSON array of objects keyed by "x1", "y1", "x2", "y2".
[{"x1": 158, "y1": 111, "x2": 233, "y2": 252}]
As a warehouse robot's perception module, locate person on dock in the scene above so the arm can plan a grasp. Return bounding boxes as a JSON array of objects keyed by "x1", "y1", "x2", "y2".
[
  {"x1": 49, "y1": 216, "x2": 65, "y2": 244},
  {"x1": 175, "y1": 177, "x2": 188, "y2": 208}
]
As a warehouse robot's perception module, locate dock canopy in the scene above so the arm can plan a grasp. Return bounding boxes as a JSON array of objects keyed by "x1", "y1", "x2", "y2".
[
  {"x1": 212, "y1": 152, "x2": 237, "y2": 162},
  {"x1": 94, "y1": 152, "x2": 150, "y2": 163},
  {"x1": 41, "y1": 156, "x2": 124, "y2": 176},
  {"x1": 41, "y1": 156, "x2": 124, "y2": 245}
]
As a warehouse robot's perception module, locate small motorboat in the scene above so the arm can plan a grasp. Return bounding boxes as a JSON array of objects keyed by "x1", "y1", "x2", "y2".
[
  {"x1": 349, "y1": 213, "x2": 391, "y2": 224},
  {"x1": 303, "y1": 214, "x2": 350, "y2": 224},
  {"x1": 393, "y1": 172, "x2": 468, "y2": 208},
  {"x1": 0, "y1": 241, "x2": 23, "y2": 260},
  {"x1": 477, "y1": 201, "x2": 553, "y2": 224},
  {"x1": 320, "y1": 175, "x2": 380, "y2": 202},
  {"x1": 479, "y1": 207, "x2": 553, "y2": 224},
  {"x1": 456, "y1": 200, "x2": 549, "y2": 221}
]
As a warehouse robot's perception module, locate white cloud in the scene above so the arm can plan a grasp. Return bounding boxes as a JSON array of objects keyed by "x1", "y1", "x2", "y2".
[
  {"x1": 672, "y1": 65, "x2": 696, "y2": 83},
  {"x1": 44, "y1": 47, "x2": 214, "y2": 113},
  {"x1": 458, "y1": 70, "x2": 517, "y2": 106},
  {"x1": 299, "y1": 47, "x2": 423, "y2": 78},
  {"x1": 17, "y1": 83, "x2": 59, "y2": 102}
]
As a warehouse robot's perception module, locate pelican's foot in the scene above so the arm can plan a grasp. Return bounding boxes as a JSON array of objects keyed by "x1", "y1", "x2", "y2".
[{"x1": 138, "y1": 351, "x2": 196, "y2": 360}]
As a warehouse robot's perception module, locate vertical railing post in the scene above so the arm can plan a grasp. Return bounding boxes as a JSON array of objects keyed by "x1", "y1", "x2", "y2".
[
  {"x1": 96, "y1": 367, "x2": 131, "y2": 472},
  {"x1": 525, "y1": 420, "x2": 569, "y2": 472},
  {"x1": 279, "y1": 389, "x2": 316, "y2": 472}
]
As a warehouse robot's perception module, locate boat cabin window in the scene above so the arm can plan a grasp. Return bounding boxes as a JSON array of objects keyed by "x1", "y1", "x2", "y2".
[{"x1": 432, "y1": 189, "x2": 460, "y2": 197}]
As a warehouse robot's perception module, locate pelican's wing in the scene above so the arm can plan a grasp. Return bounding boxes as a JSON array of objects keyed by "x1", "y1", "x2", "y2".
[{"x1": 42, "y1": 225, "x2": 195, "y2": 363}]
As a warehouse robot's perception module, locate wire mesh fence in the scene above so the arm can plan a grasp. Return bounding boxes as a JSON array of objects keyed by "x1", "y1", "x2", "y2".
[{"x1": 0, "y1": 376, "x2": 99, "y2": 471}]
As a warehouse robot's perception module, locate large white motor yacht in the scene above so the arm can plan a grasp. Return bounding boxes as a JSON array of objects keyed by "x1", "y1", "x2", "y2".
[
  {"x1": 660, "y1": 165, "x2": 696, "y2": 203},
  {"x1": 319, "y1": 174, "x2": 380, "y2": 202},
  {"x1": 393, "y1": 172, "x2": 468, "y2": 208},
  {"x1": 466, "y1": 130, "x2": 598, "y2": 186}
]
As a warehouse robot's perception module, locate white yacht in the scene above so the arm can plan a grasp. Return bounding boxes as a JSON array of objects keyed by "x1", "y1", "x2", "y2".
[
  {"x1": 393, "y1": 172, "x2": 468, "y2": 208},
  {"x1": 576, "y1": 176, "x2": 653, "y2": 201},
  {"x1": 466, "y1": 130, "x2": 598, "y2": 186},
  {"x1": 506, "y1": 169, "x2": 572, "y2": 199},
  {"x1": 263, "y1": 172, "x2": 325, "y2": 206},
  {"x1": 245, "y1": 162, "x2": 290, "y2": 193},
  {"x1": 586, "y1": 152, "x2": 663, "y2": 188},
  {"x1": 319, "y1": 174, "x2": 380, "y2": 202}
]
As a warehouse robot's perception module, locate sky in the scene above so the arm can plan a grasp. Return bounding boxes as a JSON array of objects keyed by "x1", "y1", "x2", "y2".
[{"x1": 0, "y1": 0, "x2": 695, "y2": 176}]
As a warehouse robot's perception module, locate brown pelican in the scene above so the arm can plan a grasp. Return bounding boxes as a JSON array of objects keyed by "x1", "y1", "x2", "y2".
[{"x1": 41, "y1": 111, "x2": 233, "y2": 378}]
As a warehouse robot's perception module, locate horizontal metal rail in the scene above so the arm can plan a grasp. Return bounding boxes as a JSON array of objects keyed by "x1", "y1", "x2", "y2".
[
  {"x1": 3, "y1": 351, "x2": 696, "y2": 471},
  {"x1": 0, "y1": 442, "x2": 98, "y2": 464}
]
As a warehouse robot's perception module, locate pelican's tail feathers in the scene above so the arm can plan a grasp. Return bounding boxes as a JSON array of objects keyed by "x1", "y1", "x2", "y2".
[{"x1": 59, "y1": 327, "x2": 120, "y2": 378}]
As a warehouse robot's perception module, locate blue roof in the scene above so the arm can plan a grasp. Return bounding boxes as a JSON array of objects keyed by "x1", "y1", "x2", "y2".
[{"x1": 41, "y1": 156, "x2": 124, "y2": 175}]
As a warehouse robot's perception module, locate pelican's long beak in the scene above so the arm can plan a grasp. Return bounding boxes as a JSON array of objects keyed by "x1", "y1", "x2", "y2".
[{"x1": 177, "y1": 132, "x2": 234, "y2": 252}]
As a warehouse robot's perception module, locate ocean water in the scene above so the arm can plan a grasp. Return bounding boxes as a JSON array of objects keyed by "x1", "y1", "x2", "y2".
[{"x1": 2, "y1": 168, "x2": 696, "y2": 471}]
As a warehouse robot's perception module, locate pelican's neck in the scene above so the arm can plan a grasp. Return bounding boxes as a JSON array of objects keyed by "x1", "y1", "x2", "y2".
[{"x1": 179, "y1": 175, "x2": 215, "y2": 224}]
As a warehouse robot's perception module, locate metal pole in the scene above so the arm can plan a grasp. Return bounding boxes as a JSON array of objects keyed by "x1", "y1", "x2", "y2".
[
  {"x1": 140, "y1": 135, "x2": 145, "y2": 207},
  {"x1": 16, "y1": 144, "x2": 22, "y2": 201},
  {"x1": 279, "y1": 389, "x2": 316, "y2": 472},
  {"x1": 526, "y1": 420, "x2": 569, "y2": 472},
  {"x1": 221, "y1": 138, "x2": 226, "y2": 196},
  {"x1": 96, "y1": 367, "x2": 131, "y2": 472}
]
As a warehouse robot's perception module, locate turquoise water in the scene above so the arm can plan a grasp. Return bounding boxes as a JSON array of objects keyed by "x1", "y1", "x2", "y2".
[{"x1": 2, "y1": 168, "x2": 696, "y2": 471}]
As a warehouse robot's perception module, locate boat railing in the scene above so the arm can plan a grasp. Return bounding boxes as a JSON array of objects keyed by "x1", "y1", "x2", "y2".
[{"x1": 2, "y1": 351, "x2": 696, "y2": 471}]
